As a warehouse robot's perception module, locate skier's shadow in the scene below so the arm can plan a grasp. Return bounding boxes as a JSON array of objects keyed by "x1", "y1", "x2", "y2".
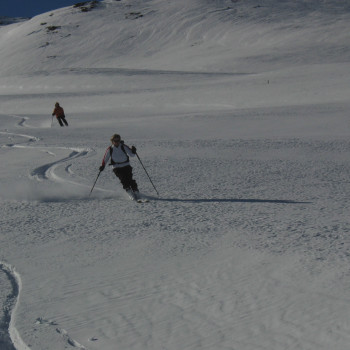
[{"x1": 151, "y1": 197, "x2": 311, "y2": 204}]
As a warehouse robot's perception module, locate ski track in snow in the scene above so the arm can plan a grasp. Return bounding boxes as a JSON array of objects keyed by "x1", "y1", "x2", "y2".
[
  {"x1": 34, "y1": 318, "x2": 88, "y2": 350},
  {"x1": 1, "y1": 115, "x2": 96, "y2": 193},
  {"x1": 30, "y1": 148, "x2": 90, "y2": 183},
  {"x1": 0, "y1": 262, "x2": 30, "y2": 350},
  {"x1": 0, "y1": 115, "x2": 96, "y2": 350},
  {"x1": 0, "y1": 131, "x2": 39, "y2": 146},
  {"x1": 2, "y1": 98, "x2": 350, "y2": 350}
]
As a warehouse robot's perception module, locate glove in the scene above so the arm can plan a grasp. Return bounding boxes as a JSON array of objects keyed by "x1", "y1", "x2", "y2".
[
  {"x1": 99, "y1": 165, "x2": 105, "y2": 172},
  {"x1": 131, "y1": 146, "x2": 137, "y2": 154}
]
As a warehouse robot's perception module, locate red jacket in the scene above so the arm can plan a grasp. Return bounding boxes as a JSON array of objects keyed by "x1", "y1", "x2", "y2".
[{"x1": 52, "y1": 106, "x2": 65, "y2": 117}]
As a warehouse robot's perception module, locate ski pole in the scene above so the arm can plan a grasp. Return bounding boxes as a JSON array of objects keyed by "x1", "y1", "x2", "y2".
[
  {"x1": 89, "y1": 170, "x2": 101, "y2": 196},
  {"x1": 136, "y1": 152, "x2": 159, "y2": 196}
]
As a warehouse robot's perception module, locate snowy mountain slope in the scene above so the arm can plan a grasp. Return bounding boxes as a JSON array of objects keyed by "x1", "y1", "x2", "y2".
[
  {"x1": 1, "y1": 0, "x2": 350, "y2": 76},
  {"x1": 1, "y1": 1, "x2": 350, "y2": 350},
  {"x1": 0, "y1": 0, "x2": 349, "y2": 119}
]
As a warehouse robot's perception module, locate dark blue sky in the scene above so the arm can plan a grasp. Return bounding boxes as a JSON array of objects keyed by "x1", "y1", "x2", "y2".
[{"x1": 0, "y1": 0, "x2": 99, "y2": 18}]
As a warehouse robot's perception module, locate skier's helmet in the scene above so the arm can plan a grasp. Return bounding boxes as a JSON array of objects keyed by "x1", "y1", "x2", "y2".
[
  {"x1": 55, "y1": 102, "x2": 59, "y2": 107},
  {"x1": 111, "y1": 134, "x2": 121, "y2": 142}
]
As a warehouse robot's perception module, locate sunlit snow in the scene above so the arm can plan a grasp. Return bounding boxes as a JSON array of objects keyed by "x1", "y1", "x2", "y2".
[{"x1": 1, "y1": 1, "x2": 350, "y2": 349}]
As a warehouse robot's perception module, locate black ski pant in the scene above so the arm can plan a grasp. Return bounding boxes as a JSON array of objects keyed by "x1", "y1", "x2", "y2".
[
  {"x1": 57, "y1": 115, "x2": 68, "y2": 126},
  {"x1": 113, "y1": 165, "x2": 138, "y2": 192}
]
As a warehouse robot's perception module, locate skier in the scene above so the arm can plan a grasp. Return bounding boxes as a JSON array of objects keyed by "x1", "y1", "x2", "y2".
[
  {"x1": 99, "y1": 134, "x2": 140, "y2": 200},
  {"x1": 52, "y1": 102, "x2": 69, "y2": 126}
]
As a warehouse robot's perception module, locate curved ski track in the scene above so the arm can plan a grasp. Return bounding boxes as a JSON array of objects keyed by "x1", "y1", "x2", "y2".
[
  {"x1": 1, "y1": 115, "x2": 95, "y2": 191},
  {"x1": 0, "y1": 115, "x2": 95, "y2": 350},
  {"x1": 0, "y1": 263, "x2": 30, "y2": 350}
]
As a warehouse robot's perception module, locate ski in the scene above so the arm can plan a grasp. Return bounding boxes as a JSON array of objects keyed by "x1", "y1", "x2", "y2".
[
  {"x1": 133, "y1": 191, "x2": 150, "y2": 203},
  {"x1": 136, "y1": 198, "x2": 149, "y2": 203},
  {"x1": 126, "y1": 190, "x2": 149, "y2": 203}
]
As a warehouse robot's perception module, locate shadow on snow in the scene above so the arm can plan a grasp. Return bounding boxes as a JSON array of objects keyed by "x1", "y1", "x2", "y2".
[{"x1": 150, "y1": 197, "x2": 311, "y2": 205}]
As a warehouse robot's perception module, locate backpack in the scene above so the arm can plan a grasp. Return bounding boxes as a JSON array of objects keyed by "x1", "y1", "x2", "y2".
[{"x1": 109, "y1": 141, "x2": 129, "y2": 165}]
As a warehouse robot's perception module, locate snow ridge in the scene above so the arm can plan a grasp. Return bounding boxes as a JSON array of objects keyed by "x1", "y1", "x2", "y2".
[{"x1": 0, "y1": 17, "x2": 28, "y2": 26}]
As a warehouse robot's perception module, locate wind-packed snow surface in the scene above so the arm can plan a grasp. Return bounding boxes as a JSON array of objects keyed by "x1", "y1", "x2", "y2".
[{"x1": 1, "y1": 0, "x2": 350, "y2": 349}]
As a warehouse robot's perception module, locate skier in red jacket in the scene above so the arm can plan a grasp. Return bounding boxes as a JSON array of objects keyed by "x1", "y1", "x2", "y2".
[{"x1": 52, "y1": 102, "x2": 69, "y2": 126}]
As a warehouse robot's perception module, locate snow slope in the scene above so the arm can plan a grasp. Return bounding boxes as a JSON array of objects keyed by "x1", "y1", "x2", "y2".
[{"x1": 1, "y1": 0, "x2": 350, "y2": 349}]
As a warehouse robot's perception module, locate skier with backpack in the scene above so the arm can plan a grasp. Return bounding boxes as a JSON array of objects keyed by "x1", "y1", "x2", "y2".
[{"x1": 99, "y1": 134, "x2": 140, "y2": 200}]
